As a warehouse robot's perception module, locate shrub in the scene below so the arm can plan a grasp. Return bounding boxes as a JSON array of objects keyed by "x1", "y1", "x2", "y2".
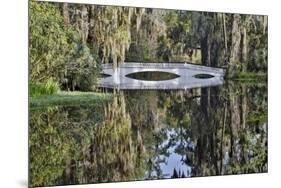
[{"x1": 30, "y1": 79, "x2": 60, "y2": 98}]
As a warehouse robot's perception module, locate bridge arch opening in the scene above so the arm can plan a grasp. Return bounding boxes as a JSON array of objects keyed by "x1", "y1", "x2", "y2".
[
  {"x1": 99, "y1": 73, "x2": 112, "y2": 78},
  {"x1": 125, "y1": 71, "x2": 180, "y2": 81},
  {"x1": 193, "y1": 74, "x2": 214, "y2": 79}
]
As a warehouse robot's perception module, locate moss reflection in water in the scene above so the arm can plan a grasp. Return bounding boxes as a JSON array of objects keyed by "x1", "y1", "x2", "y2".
[
  {"x1": 29, "y1": 82, "x2": 267, "y2": 187},
  {"x1": 29, "y1": 105, "x2": 104, "y2": 187},
  {"x1": 29, "y1": 94, "x2": 147, "y2": 187},
  {"x1": 90, "y1": 93, "x2": 147, "y2": 182}
]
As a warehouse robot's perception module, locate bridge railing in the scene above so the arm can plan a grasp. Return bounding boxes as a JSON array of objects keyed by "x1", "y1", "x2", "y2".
[{"x1": 102, "y1": 62, "x2": 225, "y2": 75}]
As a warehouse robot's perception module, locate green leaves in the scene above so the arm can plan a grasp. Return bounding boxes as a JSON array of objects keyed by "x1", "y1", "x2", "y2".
[
  {"x1": 30, "y1": 2, "x2": 101, "y2": 92},
  {"x1": 29, "y1": 2, "x2": 71, "y2": 82},
  {"x1": 157, "y1": 11, "x2": 194, "y2": 62}
]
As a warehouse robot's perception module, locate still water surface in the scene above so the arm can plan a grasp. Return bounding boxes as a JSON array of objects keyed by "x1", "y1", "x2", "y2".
[{"x1": 29, "y1": 81, "x2": 267, "y2": 187}]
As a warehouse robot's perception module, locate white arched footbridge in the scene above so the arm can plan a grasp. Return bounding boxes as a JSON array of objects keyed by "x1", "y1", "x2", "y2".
[{"x1": 98, "y1": 62, "x2": 225, "y2": 90}]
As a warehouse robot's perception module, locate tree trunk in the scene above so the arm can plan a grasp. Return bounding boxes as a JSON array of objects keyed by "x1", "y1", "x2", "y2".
[
  {"x1": 220, "y1": 102, "x2": 227, "y2": 174},
  {"x1": 199, "y1": 13, "x2": 212, "y2": 67},
  {"x1": 200, "y1": 34, "x2": 211, "y2": 66},
  {"x1": 62, "y1": 3, "x2": 70, "y2": 25},
  {"x1": 241, "y1": 84, "x2": 247, "y2": 129},
  {"x1": 263, "y1": 16, "x2": 268, "y2": 35},
  {"x1": 228, "y1": 14, "x2": 241, "y2": 77},
  {"x1": 229, "y1": 83, "x2": 241, "y2": 162},
  {"x1": 241, "y1": 26, "x2": 248, "y2": 72},
  {"x1": 222, "y1": 13, "x2": 228, "y2": 54},
  {"x1": 79, "y1": 5, "x2": 89, "y2": 43}
]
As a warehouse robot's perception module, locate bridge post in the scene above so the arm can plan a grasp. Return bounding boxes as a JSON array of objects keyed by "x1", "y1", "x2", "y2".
[{"x1": 113, "y1": 67, "x2": 120, "y2": 85}]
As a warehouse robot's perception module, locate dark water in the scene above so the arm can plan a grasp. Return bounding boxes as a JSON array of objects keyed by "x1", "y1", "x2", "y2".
[
  {"x1": 194, "y1": 74, "x2": 215, "y2": 79},
  {"x1": 29, "y1": 81, "x2": 268, "y2": 187},
  {"x1": 126, "y1": 71, "x2": 180, "y2": 81}
]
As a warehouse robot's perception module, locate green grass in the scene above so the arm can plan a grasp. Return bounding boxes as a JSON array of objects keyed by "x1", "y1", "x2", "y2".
[
  {"x1": 30, "y1": 91, "x2": 112, "y2": 108},
  {"x1": 232, "y1": 72, "x2": 267, "y2": 81},
  {"x1": 228, "y1": 79, "x2": 268, "y2": 88}
]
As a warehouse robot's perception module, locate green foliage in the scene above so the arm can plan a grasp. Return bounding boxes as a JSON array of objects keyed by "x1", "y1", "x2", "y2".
[
  {"x1": 157, "y1": 35, "x2": 172, "y2": 61},
  {"x1": 126, "y1": 9, "x2": 166, "y2": 62},
  {"x1": 30, "y1": 79, "x2": 60, "y2": 98},
  {"x1": 87, "y1": 6, "x2": 141, "y2": 68},
  {"x1": 164, "y1": 11, "x2": 178, "y2": 28},
  {"x1": 181, "y1": 113, "x2": 191, "y2": 130},
  {"x1": 157, "y1": 11, "x2": 194, "y2": 62},
  {"x1": 29, "y1": 2, "x2": 72, "y2": 82},
  {"x1": 29, "y1": 2, "x2": 268, "y2": 95},
  {"x1": 247, "y1": 113, "x2": 268, "y2": 123},
  {"x1": 249, "y1": 48, "x2": 268, "y2": 72},
  {"x1": 30, "y1": 1, "x2": 100, "y2": 93},
  {"x1": 63, "y1": 43, "x2": 99, "y2": 91},
  {"x1": 247, "y1": 16, "x2": 268, "y2": 72}
]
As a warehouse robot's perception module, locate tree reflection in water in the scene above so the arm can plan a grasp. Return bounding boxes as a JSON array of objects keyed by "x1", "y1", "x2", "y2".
[{"x1": 29, "y1": 82, "x2": 267, "y2": 187}]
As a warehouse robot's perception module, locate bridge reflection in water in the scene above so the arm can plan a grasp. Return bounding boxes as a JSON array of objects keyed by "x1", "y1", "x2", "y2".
[{"x1": 98, "y1": 62, "x2": 225, "y2": 90}]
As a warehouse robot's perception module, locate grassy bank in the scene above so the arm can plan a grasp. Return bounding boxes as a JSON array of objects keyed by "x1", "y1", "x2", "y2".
[
  {"x1": 30, "y1": 91, "x2": 112, "y2": 108},
  {"x1": 231, "y1": 72, "x2": 267, "y2": 81}
]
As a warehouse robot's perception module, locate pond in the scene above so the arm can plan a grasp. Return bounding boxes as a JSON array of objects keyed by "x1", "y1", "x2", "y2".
[{"x1": 29, "y1": 81, "x2": 268, "y2": 187}]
